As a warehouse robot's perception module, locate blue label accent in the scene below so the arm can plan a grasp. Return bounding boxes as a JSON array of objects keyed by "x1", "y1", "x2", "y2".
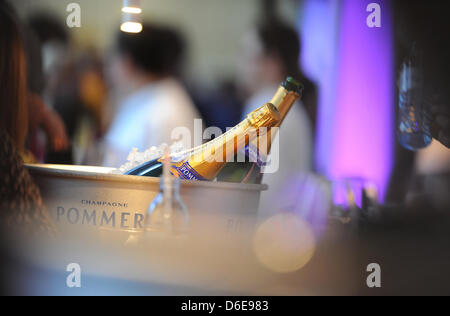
[
  {"x1": 172, "y1": 161, "x2": 207, "y2": 181},
  {"x1": 242, "y1": 144, "x2": 269, "y2": 168}
]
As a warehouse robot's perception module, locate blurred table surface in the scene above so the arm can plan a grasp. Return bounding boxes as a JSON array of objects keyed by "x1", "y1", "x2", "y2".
[{"x1": 2, "y1": 204, "x2": 450, "y2": 296}]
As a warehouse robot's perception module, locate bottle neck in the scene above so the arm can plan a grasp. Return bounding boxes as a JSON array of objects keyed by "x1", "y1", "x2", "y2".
[
  {"x1": 242, "y1": 80, "x2": 302, "y2": 170},
  {"x1": 159, "y1": 176, "x2": 181, "y2": 198},
  {"x1": 269, "y1": 85, "x2": 301, "y2": 126},
  {"x1": 196, "y1": 104, "x2": 278, "y2": 160}
]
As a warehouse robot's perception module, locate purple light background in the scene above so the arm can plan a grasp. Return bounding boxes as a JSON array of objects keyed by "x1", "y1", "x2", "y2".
[{"x1": 299, "y1": 0, "x2": 394, "y2": 204}]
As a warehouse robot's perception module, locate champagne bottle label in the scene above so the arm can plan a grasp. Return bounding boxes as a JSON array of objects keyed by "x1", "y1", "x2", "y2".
[
  {"x1": 152, "y1": 150, "x2": 205, "y2": 180},
  {"x1": 169, "y1": 161, "x2": 207, "y2": 181},
  {"x1": 244, "y1": 138, "x2": 269, "y2": 167}
]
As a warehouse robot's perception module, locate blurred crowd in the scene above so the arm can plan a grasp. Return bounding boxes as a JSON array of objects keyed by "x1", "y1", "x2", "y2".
[{"x1": 1, "y1": 2, "x2": 319, "y2": 170}]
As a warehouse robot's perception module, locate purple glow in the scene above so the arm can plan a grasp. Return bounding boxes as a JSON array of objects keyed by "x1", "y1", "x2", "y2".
[
  {"x1": 330, "y1": 0, "x2": 394, "y2": 203},
  {"x1": 297, "y1": 0, "x2": 340, "y2": 178},
  {"x1": 298, "y1": 0, "x2": 394, "y2": 203}
]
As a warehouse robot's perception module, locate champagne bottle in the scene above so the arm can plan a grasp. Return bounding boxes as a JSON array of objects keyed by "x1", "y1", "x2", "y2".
[
  {"x1": 217, "y1": 77, "x2": 303, "y2": 183},
  {"x1": 125, "y1": 102, "x2": 280, "y2": 179}
]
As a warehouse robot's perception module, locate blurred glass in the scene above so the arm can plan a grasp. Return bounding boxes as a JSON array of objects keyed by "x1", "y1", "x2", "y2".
[
  {"x1": 145, "y1": 173, "x2": 189, "y2": 235},
  {"x1": 398, "y1": 44, "x2": 433, "y2": 151}
]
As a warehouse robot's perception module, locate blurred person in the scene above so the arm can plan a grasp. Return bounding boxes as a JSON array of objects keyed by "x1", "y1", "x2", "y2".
[
  {"x1": 25, "y1": 26, "x2": 69, "y2": 163},
  {"x1": 27, "y1": 13, "x2": 69, "y2": 84},
  {"x1": 187, "y1": 78, "x2": 244, "y2": 133},
  {"x1": 41, "y1": 48, "x2": 106, "y2": 165},
  {"x1": 26, "y1": 91, "x2": 69, "y2": 162},
  {"x1": 27, "y1": 13, "x2": 76, "y2": 164},
  {"x1": 239, "y1": 21, "x2": 318, "y2": 128},
  {"x1": 72, "y1": 50, "x2": 108, "y2": 165},
  {"x1": 0, "y1": 1, "x2": 54, "y2": 235},
  {"x1": 28, "y1": 14, "x2": 107, "y2": 166},
  {"x1": 238, "y1": 20, "x2": 317, "y2": 219},
  {"x1": 103, "y1": 24, "x2": 200, "y2": 167},
  {"x1": 386, "y1": 1, "x2": 450, "y2": 212},
  {"x1": 0, "y1": 11, "x2": 70, "y2": 164}
]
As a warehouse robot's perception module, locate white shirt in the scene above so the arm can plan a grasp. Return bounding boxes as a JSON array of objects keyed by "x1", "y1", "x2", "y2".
[
  {"x1": 103, "y1": 78, "x2": 200, "y2": 167},
  {"x1": 243, "y1": 86, "x2": 314, "y2": 219}
]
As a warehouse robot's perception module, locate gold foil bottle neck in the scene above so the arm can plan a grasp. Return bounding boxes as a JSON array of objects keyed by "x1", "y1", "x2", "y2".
[
  {"x1": 270, "y1": 87, "x2": 301, "y2": 123},
  {"x1": 246, "y1": 103, "x2": 280, "y2": 127},
  {"x1": 242, "y1": 78, "x2": 303, "y2": 176}
]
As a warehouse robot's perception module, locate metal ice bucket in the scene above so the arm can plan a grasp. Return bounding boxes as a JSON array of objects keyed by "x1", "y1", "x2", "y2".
[{"x1": 26, "y1": 164, "x2": 266, "y2": 237}]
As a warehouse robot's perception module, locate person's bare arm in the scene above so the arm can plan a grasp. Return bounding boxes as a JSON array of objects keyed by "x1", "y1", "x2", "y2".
[{"x1": 28, "y1": 93, "x2": 69, "y2": 152}]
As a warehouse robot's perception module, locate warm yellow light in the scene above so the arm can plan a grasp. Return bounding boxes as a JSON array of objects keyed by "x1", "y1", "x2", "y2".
[
  {"x1": 120, "y1": 22, "x2": 143, "y2": 33},
  {"x1": 253, "y1": 213, "x2": 316, "y2": 273},
  {"x1": 122, "y1": 7, "x2": 142, "y2": 14}
]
